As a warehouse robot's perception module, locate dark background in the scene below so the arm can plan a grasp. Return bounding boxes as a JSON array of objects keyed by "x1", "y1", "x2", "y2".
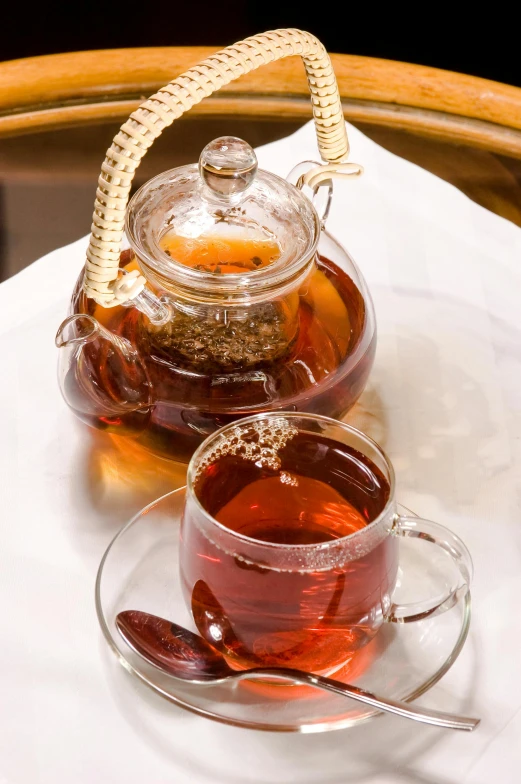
[{"x1": 2, "y1": 1, "x2": 520, "y2": 87}]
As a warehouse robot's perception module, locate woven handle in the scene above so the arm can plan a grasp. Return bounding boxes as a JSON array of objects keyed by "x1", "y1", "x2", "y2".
[{"x1": 85, "y1": 29, "x2": 349, "y2": 307}]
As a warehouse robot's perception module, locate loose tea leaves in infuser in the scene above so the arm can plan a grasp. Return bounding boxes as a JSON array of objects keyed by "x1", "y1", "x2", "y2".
[
  {"x1": 146, "y1": 300, "x2": 299, "y2": 373},
  {"x1": 142, "y1": 138, "x2": 302, "y2": 372},
  {"x1": 150, "y1": 203, "x2": 298, "y2": 372}
]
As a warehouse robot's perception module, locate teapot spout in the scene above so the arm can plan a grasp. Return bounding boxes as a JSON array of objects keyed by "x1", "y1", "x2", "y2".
[
  {"x1": 55, "y1": 314, "x2": 152, "y2": 437},
  {"x1": 55, "y1": 314, "x2": 100, "y2": 349}
]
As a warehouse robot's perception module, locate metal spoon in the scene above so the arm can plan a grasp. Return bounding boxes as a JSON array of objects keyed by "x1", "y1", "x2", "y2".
[{"x1": 116, "y1": 610, "x2": 479, "y2": 731}]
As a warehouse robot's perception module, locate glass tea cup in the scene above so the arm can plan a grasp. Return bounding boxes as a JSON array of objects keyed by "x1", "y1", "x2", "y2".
[{"x1": 179, "y1": 413, "x2": 472, "y2": 676}]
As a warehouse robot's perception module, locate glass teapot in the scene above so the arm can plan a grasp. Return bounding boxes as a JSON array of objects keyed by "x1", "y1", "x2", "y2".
[{"x1": 56, "y1": 30, "x2": 376, "y2": 462}]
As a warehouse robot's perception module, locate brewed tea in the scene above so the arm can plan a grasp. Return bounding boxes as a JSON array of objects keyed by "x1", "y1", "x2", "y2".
[
  {"x1": 180, "y1": 421, "x2": 397, "y2": 673},
  {"x1": 69, "y1": 249, "x2": 374, "y2": 462},
  {"x1": 160, "y1": 232, "x2": 281, "y2": 273}
]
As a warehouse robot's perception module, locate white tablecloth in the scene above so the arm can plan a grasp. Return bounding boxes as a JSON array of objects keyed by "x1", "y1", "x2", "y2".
[{"x1": 1, "y1": 121, "x2": 520, "y2": 783}]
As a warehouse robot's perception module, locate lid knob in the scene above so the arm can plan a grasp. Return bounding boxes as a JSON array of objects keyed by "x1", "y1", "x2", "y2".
[{"x1": 199, "y1": 136, "x2": 258, "y2": 198}]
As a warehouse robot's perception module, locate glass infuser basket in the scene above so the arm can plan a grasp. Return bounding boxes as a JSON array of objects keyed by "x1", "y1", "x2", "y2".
[{"x1": 56, "y1": 29, "x2": 376, "y2": 462}]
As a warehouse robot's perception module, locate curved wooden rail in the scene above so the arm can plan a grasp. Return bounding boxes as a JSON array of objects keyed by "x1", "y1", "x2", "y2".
[{"x1": 1, "y1": 48, "x2": 521, "y2": 155}]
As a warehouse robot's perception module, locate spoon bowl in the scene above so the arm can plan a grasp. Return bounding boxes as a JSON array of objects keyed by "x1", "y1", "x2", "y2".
[{"x1": 116, "y1": 610, "x2": 231, "y2": 681}]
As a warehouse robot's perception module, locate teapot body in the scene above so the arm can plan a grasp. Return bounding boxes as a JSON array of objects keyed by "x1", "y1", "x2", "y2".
[{"x1": 62, "y1": 229, "x2": 375, "y2": 462}]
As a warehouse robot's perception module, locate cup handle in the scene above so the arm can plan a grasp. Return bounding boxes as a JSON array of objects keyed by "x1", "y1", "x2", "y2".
[{"x1": 387, "y1": 516, "x2": 473, "y2": 624}]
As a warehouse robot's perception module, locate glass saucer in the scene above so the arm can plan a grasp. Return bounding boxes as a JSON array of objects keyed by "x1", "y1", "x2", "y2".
[{"x1": 95, "y1": 489, "x2": 471, "y2": 733}]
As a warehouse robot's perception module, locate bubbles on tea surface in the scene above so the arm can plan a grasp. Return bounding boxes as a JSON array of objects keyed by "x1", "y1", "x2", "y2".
[
  {"x1": 279, "y1": 471, "x2": 299, "y2": 487},
  {"x1": 194, "y1": 417, "x2": 298, "y2": 481}
]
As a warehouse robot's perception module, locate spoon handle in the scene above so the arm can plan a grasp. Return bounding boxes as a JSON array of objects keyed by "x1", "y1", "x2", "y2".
[{"x1": 239, "y1": 668, "x2": 479, "y2": 731}]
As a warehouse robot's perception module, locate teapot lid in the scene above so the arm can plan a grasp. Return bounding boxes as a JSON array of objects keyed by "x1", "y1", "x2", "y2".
[{"x1": 125, "y1": 136, "x2": 320, "y2": 292}]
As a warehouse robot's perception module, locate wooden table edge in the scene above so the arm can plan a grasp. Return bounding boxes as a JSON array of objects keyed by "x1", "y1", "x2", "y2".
[{"x1": 1, "y1": 49, "x2": 521, "y2": 155}]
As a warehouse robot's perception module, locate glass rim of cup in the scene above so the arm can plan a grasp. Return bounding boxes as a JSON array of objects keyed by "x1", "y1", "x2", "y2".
[{"x1": 186, "y1": 411, "x2": 397, "y2": 553}]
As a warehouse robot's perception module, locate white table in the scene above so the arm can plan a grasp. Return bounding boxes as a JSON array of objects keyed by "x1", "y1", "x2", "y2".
[{"x1": 1, "y1": 122, "x2": 520, "y2": 783}]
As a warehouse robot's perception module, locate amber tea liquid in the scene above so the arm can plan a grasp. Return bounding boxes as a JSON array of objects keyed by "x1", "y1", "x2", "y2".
[
  {"x1": 69, "y1": 240, "x2": 375, "y2": 462},
  {"x1": 180, "y1": 425, "x2": 397, "y2": 674},
  {"x1": 160, "y1": 231, "x2": 280, "y2": 274}
]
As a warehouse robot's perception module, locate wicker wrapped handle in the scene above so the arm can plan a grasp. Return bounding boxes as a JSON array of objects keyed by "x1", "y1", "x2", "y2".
[{"x1": 85, "y1": 29, "x2": 350, "y2": 307}]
